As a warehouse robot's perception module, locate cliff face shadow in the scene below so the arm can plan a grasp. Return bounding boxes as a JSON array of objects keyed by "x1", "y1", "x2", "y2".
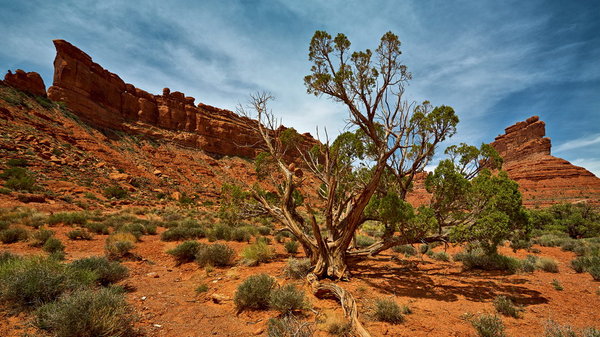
[{"x1": 348, "y1": 257, "x2": 548, "y2": 306}]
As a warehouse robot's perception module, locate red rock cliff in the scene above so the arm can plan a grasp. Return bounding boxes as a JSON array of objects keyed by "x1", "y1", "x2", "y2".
[
  {"x1": 47, "y1": 40, "x2": 314, "y2": 158},
  {"x1": 491, "y1": 116, "x2": 600, "y2": 208},
  {"x1": 3, "y1": 69, "x2": 47, "y2": 97}
]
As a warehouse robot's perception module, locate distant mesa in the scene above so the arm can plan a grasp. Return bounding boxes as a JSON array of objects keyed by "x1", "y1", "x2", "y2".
[{"x1": 3, "y1": 69, "x2": 47, "y2": 97}]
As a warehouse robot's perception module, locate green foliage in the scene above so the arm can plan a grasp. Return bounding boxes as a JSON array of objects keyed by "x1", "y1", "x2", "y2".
[
  {"x1": 431, "y1": 251, "x2": 450, "y2": 262},
  {"x1": 43, "y1": 237, "x2": 65, "y2": 254},
  {"x1": 30, "y1": 228, "x2": 54, "y2": 247},
  {"x1": 551, "y1": 279, "x2": 564, "y2": 291},
  {"x1": 0, "y1": 226, "x2": 28, "y2": 243},
  {"x1": 530, "y1": 203, "x2": 600, "y2": 238},
  {"x1": 234, "y1": 273, "x2": 275, "y2": 310},
  {"x1": 0, "y1": 187, "x2": 11, "y2": 194},
  {"x1": 195, "y1": 243, "x2": 235, "y2": 267},
  {"x1": 535, "y1": 234, "x2": 568, "y2": 247},
  {"x1": 544, "y1": 320, "x2": 600, "y2": 337},
  {"x1": 242, "y1": 240, "x2": 274, "y2": 265},
  {"x1": 0, "y1": 251, "x2": 21, "y2": 265},
  {"x1": 86, "y1": 222, "x2": 110, "y2": 235},
  {"x1": 7, "y1": 158, "x2": 29, "y2": 167},
  {"x1": 493, "y1": 295, "x2": 521, "y2": 318},
  {"x1": 521, "y1": 255, "x2": 538, "y2": 273},
  {"x1": 1, "y1": 166, "x2": 38, "y2": 192},
  {"x1": 0, "y1": 256, "x2": 95, "y2": 310},
  {"x1": 67, "y1": 228, "x2": 93, "y2": 240},
  {"x1": 267, "y1": 315, "x2": 313, "y2": 337},
  {"x1": 167, "y1": 241, "x2": 203, "y2": 265},
  {"x1": 392, "y1": 244, "x2": 416, "y2": 256},
  {"x1": 284, "y1": 240, "x2": 299, "y2": 254},
  {"x1": 454, "y1": 249, "x2": 521, "y2": 273},
  {"x1": 161, "y1": 226, "x2": 205, "y2": 241},
  {"x1": 269, "y1": 284, "x2": 308, "y2": 314},
  {"x1": 103, "y1": 185, "x2": 128, "y2": 199},
  {"x1": 47, "y1": 212, "x2": 88, "y2": 226},
  {"x1": 70, "y1": 256, "x2": 128, "y2": 286},
  {"x1": 284, "y1": 258, "x2": 312, "y2": 279},
  {"x1": 537, "y1": 257, "x2": 559, "y2": 273},
  {"x1": 355, "y1": 235, "x2": 376, "y2": 248},
  {"x1": 327, "y1": 320, "x2": 353, "y2": 337},
  {"x1": 231, "y1": 227, "x2": 252, "y2": 242},
  {"x1": 104, "y1": 233, "x2": 136, "y2": 260},
  {"x1": 34, "y1": 287, "x2": 137, "y2": 337},
  {"x1": 211, "y1": 223, "x2": 233, "y2": 241},
  {"x1": 469, "y1": 314, "x2": 506, "y2": 337},
  {"x1": 589, "y1": 264, "x2": 600, "y2": 281},
  {"x1": 195, "y1": 283, "x2": 209, "y2": 294},
  {"x1": 373, "y1": 298, "x2": 404, "y2": 324}
]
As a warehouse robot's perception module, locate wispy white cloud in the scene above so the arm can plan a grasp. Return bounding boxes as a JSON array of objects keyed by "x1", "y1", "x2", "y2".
[
  {"x1": 555, "y1": 134, "x2": 600, "y2": 153},
  {"x1": 571, "y1": 158, "x2": 600, "y2": 178}
]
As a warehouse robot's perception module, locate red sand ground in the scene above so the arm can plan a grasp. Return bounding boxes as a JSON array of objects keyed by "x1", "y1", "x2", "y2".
[{"x1": 1, "y1": 226, "x2": 599, "y2": 337}]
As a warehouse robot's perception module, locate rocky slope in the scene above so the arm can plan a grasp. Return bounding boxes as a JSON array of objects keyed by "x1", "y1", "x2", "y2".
[{"x1": 491, "y1": 116, "x2": 600, "y2": 208}]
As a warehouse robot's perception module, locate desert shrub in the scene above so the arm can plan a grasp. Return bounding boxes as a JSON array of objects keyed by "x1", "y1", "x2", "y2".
[
  {"x1": 34, "y1": 287, "x2": 137, "y2": 337},
  {"x1": 86, "y1": 222, "x2": 110, "y2": 234},
  {"x1": 521, "y1": 255, "x2": 538, "y2": 273},
  {"x1": 161, "y1": 226, "x2": 205, "y2": 241},
  {"x1": 493, "y1": 295, "x2": 521, "y2": 318},
  {"x1": 257, "y1": 236, "x2": 272, "y2": 245},
  {"x1": 22, "y1": 213, "x2": 48, "y2": 229},
  {"x1": 275, "y1": 232, "x2": 286, "y2": 243},
  {"x1": 195, "y1": 283, "x2": 209, "y2": 294},
  {"x1": 70, "y1": 256, "x2": 128, "y2": 286},
  {"x1": 1, "y1": 167, "x2": 37, "y2": 192},
  {"x1": 284, "y1": 240, "x2": 299, "y2": 254},
  {"x1": 242, "y1": 240, "x2": 274, "y2": 265},
  {"x1": 419, "y1": 243, "x2": 430, "y2": 254},
  {"x1": 535, "y1": 234, "x2": 567, "y2": 247},
  {"x1": 374, "y1": 298, "x2": 403, "y2": 324},
  {"x1": 105, "y1": 233, "x2": 136, "y2": 260},
  {"x1": 103, "y1": 185, "x2": 128, "y2": 199},
  {"x1": 284, "y1": 258, "x2": 312, "y2": 279},
  {"x1": 551, "y1": 279, "x2": 564, "y2": 290},
  {"x1": 48, "y1": 212, "x2": 88, "y2": 226},
  {"x1": 234, "y1": 273, "x2": 275, "y2": 310},
  {"x1": 355, "y1": 235, "x2": 376, "y2": 248},
  {"x1": 267, "y1": 315, "x2": 314, "y2": 337},
  {"x1": 392, "y1": 245, "x2": 416, "y2": 256},
  {"x1": 0, "y1": 251, "x2": 21, "y2": 264},
  {"x1": 231, "y1": 227, "x2": 252, "y2": 242},
  {"x1": 257, "y1": 226, "x2": 272, "y2": 235},
  {"x1": 196, "y1": 243, "x2": 235, "y2": 267},
  {"x1": 0, "y1": 187, "x2": 11, "y2": 194},
  {"x1": 469, "y1": 314, "x2": 506, "y2": 337},
  {"x1": 116, "y1": 223, "x2": 147, "y2": 241},
  {"x1": 589, "y1": 265, "x2": 600, "y2": 281},
  {"x1": 67, "y1": 228, "x2": 93, "y2": 240},
  {"x1": 0, "y1": 220, "x2": 8, "y2": 231},
  {"x1": 7, "y1": 158, "x2": 28, "y2": 167},
  {"x1": 537, "y1": 257, "x2": 559, "y2": 273},
  {"x1": 211, "y1": 223, "x2": 232, "y2": 241},
  {"x1": 0, "y1": 227, "x2": 28, "y2": 243},
  {"x1": 510, "y1": 239, "x2": 532, "y2": 251},
  {"x1": 30, "y1": 228, "x2": 54, "y2": 247},
  {"x1": 431, "y1": 251, "x2": 450, "y2": 262},
  {"x1": 543, "y1": 320, "x2": 600, "y2": 337},
  {"x1": 561, "y1": 239, "x2": 583, "y2": 252},
  {"x1": 167, "y1": 241, "x2": 203, "y2": 265},
  {"x1": 455, "y1": 249, "x2": 521, "y2": 273},
  {"x1": 43, "y1": 237, "x2": 65, "y2": 254},
  {"x1": 0, "y1": 257, "x2": 95, "y2": 310},
  {"x1": 269, "y1": 284, "x2": 308, "y2": 314},
  {"x1": 327, "y1": 319, "x2": 353, "y2": 336}
]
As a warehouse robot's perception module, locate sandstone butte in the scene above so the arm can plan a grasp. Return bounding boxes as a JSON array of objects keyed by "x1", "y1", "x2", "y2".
[{"x1": 1, "y1": 40, "x2": 599, "y2": 209}]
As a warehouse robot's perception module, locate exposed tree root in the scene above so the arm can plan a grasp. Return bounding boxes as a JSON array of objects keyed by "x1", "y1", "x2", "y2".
[{"x1": 306, "y1": 273, "x2": 371, "y2": 337}]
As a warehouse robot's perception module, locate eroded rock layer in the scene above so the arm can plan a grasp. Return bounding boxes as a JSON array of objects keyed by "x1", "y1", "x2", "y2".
[
  {"x1": 3, "y1": 69, "x2": 47, "y2": 97},
  {"x1": 491, "y1": 116, "x2": 600, "y2": 208},
  {"x1": 46, "y1": 40, "x2": 314, "y2": 158}
]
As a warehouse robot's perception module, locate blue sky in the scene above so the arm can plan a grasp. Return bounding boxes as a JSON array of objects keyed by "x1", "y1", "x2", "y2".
[{"x1": 1, "y1": 0, "x2": 599, "y2": 176}]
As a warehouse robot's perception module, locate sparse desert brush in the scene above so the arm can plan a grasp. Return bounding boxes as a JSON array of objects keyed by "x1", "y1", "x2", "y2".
[
  {"x1": 0, "y1": 251, "x2": 21, "y2": 264},
  {"x1": 231, "y1": 227, "x2": 252, "y2": 242},
  {"x1": 493, "y1": 295, "x2": 521, "y2": 318},
  {"x1": 167, "y1": 240, "x2": 203, "y2": 265},
  {"x1": 195, "y1": 283, "x2": 209, "y2": 294},
  {"x1": 373, "y1": 298, "x2": 404, "y2": 324},
  {"x1": 0, "y1": 226, "x2": 29, "y2": 243},
  {"x1": 257, "y1": 225, "x2": 271, "y2": 235},
  {"x1": 284, "y1": 258, "x2": 312, "y2": 279},
  {"x1": 544, "y1": 320, "x2": 600, "y2": 337},
  {"x1": 267, "y1": 314, "x2": 313, "y2": 337},
  {"x1": 1, "y1": 167, "x2": 38, "y2": 192},
  {"x1": 355, "y1": 235, "x2": 376, "y2": 248},
  {"x1": 551, "y1": 279, "x2": 564, "y2": 291},
  {"x1": 431, "y1": 251, "x2": 450, "y2": 262},
  {"x1": 269, "y1": 284, "x2": 308, "y2": 314},
  {"x1": 22, "y1": 213, "x2": 47, "y2": 229},
  {"x1": 534, "y1": 234, "x2": 567, "y2": 247},
  {"x1": 392, "y1": 244, "x2": 416, "y2": 257},
  {"x1": 0, "y1": 256, "x2": 95, "y2": 310},
  {"x1": 70, "y1": 256, "x2": 129, "y2": 286},
  {"x1": 67, "y1": 228, "x2": 93, "y2": 240},
  {"x1": 211, "y1": 223, "x2": 233, "y2": 241},
  {"x1": 105, "y1": 233, "x2": 136, "y2": 260},
  {"x1": 284, "y1": 240, "x2": 299, "y2": 254},
  {"x1": 103, "y1": 185, "x2": 128, "y2": 199},
  {"x1": 48, "y1": 211, "x2": 88, "y2": 226},
  {"x1": 241, "y1": 240, "x2": 274, "y2": 265},
  {"x1": 86, "y1": 222, "x2": 110, "y2": 235},
  {"x1": 327, "y1": 318, "x2": 353, "y2": 337},
  {"x1": 469, "y1": 314, "x2": 506, "y2": 337},
  {"x1": 196, "y1": 243, "x2": 235, "y2": 267},
  {"x1": 161, "y1": 226, "x2": 205, "y2": 241},
  {"x1": 537, "y1": 257, "x2": 559, "y2": 273},
  {"x1": 34, "y1": 287, "x2": 137, "y2": 337},
  {"x1": 234, "y1": 273, "x2": 275, "y2": 310},
  {"x1": 43, "y1": 237, "x2": 65, "y2": 255},
  {"x1": 589, "y1": 265, "x2": 600, "y2": 281},
  {"x1": 454, "y1": 249, "x2": 521, "y2": 273},
  {"x1": 30, "y1": 228, "x2": 54, "y2": 247}
]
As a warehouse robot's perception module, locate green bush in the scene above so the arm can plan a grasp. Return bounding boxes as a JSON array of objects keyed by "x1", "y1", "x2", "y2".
[
  {"x1": 392, "y1": 245, "x2": 416, "y2": 256},
  {"x1": 211, "y1": 223, "x2": 232, "y2": 241},
  {"x1": 589, "y1": 265, "x2": 600, "y2": 281},
  {"x1": 242, "y1": 240, "x2": 274, "y2": 265},
  {"x1": 105, "y1": 233, "x2": 136, "y2": 260},
  {"x1": 234, "y1": 273, "x2": 275, "y2": 310},
  {"x1": 30, "y1": 228, "x2": 54, "y2": 247},
  {"x1": 267, "y1": 315, "x2": 314, "y2": 337},
  {"x1": 284, "y1": 258, "x2": 312, "y2": 279},
  {"x1": 284, "y1": 240, "x2": 299, "y2": 254},
  {"x1": 195, "y1": 283, "x2": 209, "y2": 294},
  {"x1": 43, "y1": 237, "x2": 65, "y2": 254},
  {"x1": 7, "y1": 158, "x2": 28, "y2": 167},
  {"x1": 231, "y1": 227, "x2": 252, "y2": 242},
  {"x1": 454, "y1": 249, "x2": 521, "y2": 273},
  {"x1": 0, "y1": 187, "x2": 11, "y2": 194},
  {"x1": 167, "y1": 241, "x2": 203, "y2": 265},
  {"x1": 535, "y1": 234, "x2": 567, "y2": 247},
  {"x1": 70, "y1": 256, "x2": 129, "y2": 286},
  {"x1": 327, "y1": 320, "x2": 353, "y2": 337},
  {"x1": 196, "y1": 243, "x2": 235, "y2": 267},
  {"x1": 48, "y1": 212, "x2": 88, "y2": 226},
  {"x1": 86, "y1": 222, "x2": 110, "y2": 235},
  {"x1": 67, "y1": 228, "x2": 93, "y2": 240},
  {"x1": 1, "y1": 167, "x2": 37, "y2": 192},
  {"x1": 22, "y1": 213, "x2": 47, "y2": 229},
  {"x1": 537, "y1": 257, "x2": 559, "y2": 273},
  {"x1": 520, "y1": 255, "x2": 538, "y2": 273},
  {"x1": 103, "y1": 185, "x2": 128, "y2": 199},
  {"x1": 551, "y1": 279, "x2": 563, "y2": 291},
  {"x1": 34, "y1": 287, "x2": 137, "y2": 337},
  {"x1": 493, "y1": 295, "x2": 521, "y2": 318},
  {"x1": 419, "y1": 243, "x2": 430, "y2": 254},
  {"x1": 269, "y1": 284, "x2": 308, "y2": 314},
  {"x1": 431, "y1": 251, "x2": 450, "y2": 262},
  {"x1": 374, "y1": 298, "x2": 403, "y2": 324},
  {"x1": 356, "y1": 235, "x2": 376, "y2": 248},
  {"x1": 257, "y1": 226, "x2": 271, "y2": 236},
  {"x1": 0, "y1": 257, "x2": 95, "y2": 310},
  {"x1": 469, "y1": 314, "x2": 506, "y2": 337},
  {"x1": 0, "y1": 251, "x2": 21, "y2": 265},
  {"x1": 544, "y1": 320, "x2": 600, "y2": 337},
  {"x1": 161, "y1": 226, "x2": 205, "y2": 241},
  {"x1": 0, "y1": 227, "x2": 28, "y2": 243}
]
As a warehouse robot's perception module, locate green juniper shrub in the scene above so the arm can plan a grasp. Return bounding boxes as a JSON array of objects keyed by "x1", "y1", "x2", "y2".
[
  {"x1": 70, "y1": 256, "x2": 129, "y2": 286},
  {"x1": 269, "y1": 284, "x2": 308, "y2": 314},
  {"x1": 0, "y1": 256, "x2": 95, "y2": 310},
  {"x1": 103, "y1": 185, "x2": 128, "y2": 199},
  {"x1": 537, "y1": 257, "x2": 559, "y2": 273},
  {"x1": 30, "y1": 228, "x2": 54, "y2": 247},
  {"x1": 284, "y1": 258, "x2": 312, "y2": 279},
  {"x1": 392, "y1": 245, "x2": 416, "y2": 257},
  {"x1": 43, "y1": 237, "x2": 65, "y2": 254},
  {"x1": 373, "y1": 298, "x2": 404, "y2": 324},
  {"x1": 493, "y1": 295, "x2": 521, "y2": 318},
  {"x1": 469, "y1": 314, "x2": 506, "y2": 337},
  {"x1": 242, "y1": 240, "x2": 274, "y2": 266},
  {"x1": 196, "y1": 243, "x2": 235, "y2": 267},
  {"x1": 257, "y1": 226, "x2": 272, "y2": 236},
  {"x1": 284, "y1": 240, "x2": 299, "y2": 254},
  {"x1": 267, "y1": 314, "x2": 313, "y2": 337},
  {"x1": 86, "y1": 222, "x2": 110, "y2": 235},
  {"x1": 231, "y1": 227, "x2": 252, "y2": 242},
  {"x1": 67, "y1": 228, "x2": 93, "y2": 240},
  {"x1": 211, "y1": 223, "x2": 232, "y2": 241},
  {"x1": 33, "y1": 287, "x2": 137, "y2": 337},
  {"x1": 234, "y1": 273, "x2": 275, "y2": 310},
  {"x1": 520, "y1": 255, "x2": 538, "y2": 273},
  {"x1": 47, "y1": 212, "x2": 88, "y2": 226},
  {"x1": 167, "y1": 241, "x2": 203, "y2": 265},
  {"x1": 0, "y1": 227, "x2": 29, "y2": 243},
  {"x1": 355, "y1": 235, "x2": 376, "y2": 248},
  {"x1": 1, "y1": 167, "x2": 37, "y2": 192},
  {"x1": 454, "y1": 249, "x2": 521, "y2": 274}
]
